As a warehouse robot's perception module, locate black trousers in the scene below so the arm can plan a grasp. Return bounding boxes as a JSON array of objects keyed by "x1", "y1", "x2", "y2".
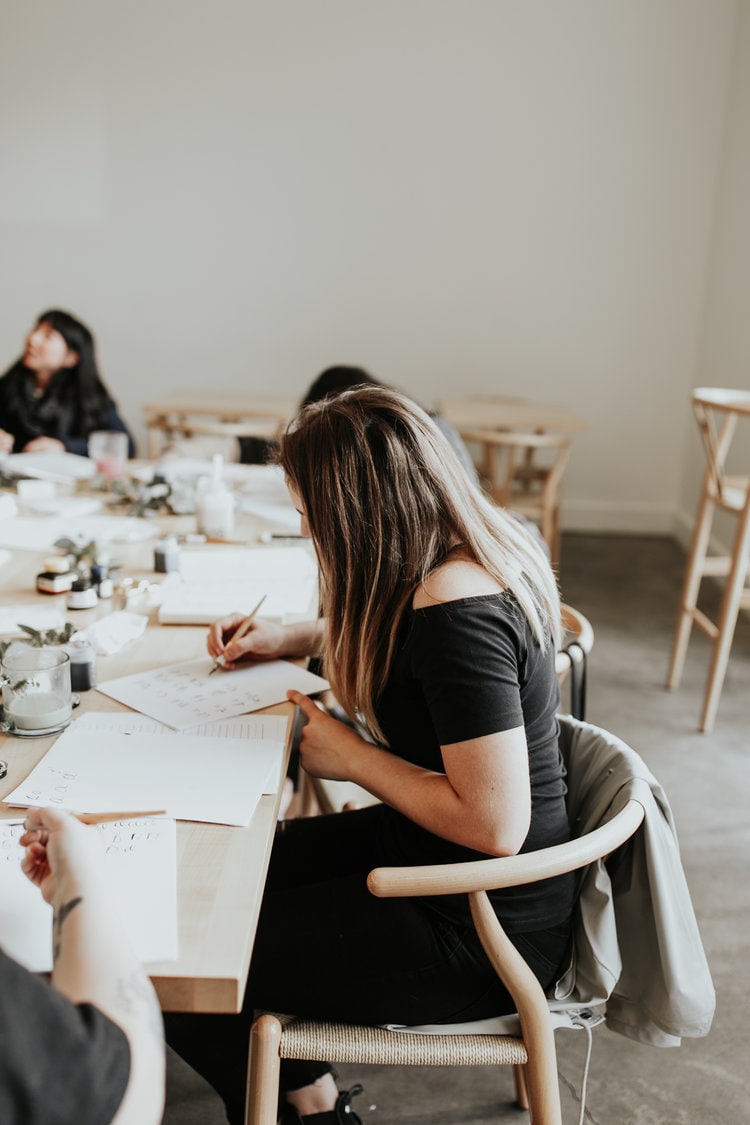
[{"x1": 165, "y1": 805, "x2": 571, "y2": 1124}]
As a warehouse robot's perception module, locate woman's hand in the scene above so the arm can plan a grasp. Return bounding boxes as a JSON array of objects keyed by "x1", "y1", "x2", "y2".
[
  {"x1": 0, "y1": 428, "x2": 14, "y2": 454},
  {"x1": 23, "y1": 436, "x2": 65, "y2": 453},
  {"x1": 207, "y1": 613, "x2": 287, "y2": 669},
  {"x1": 287, "y1": 690, "x2": 367, "y2": 781},
  {"x1": 19, "y1": 807, "x2": 103, "y2": 909}
]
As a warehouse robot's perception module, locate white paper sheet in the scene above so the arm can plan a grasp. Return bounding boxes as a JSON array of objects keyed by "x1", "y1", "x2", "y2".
[
  {"x1": 76, "y1": 610, "x2": 149, "y2": 655},
  {"x1": 3, "y1": 450, "x2": 96, "y2": 483},
  {"x1": 3, "y1": 724, "x2": 284, "y2": 826},
  {"x1": 131, "y1": 459, "x2": 270, "y2": 485},
  {"x1": 0, "y1": 604, "x2": 66, "y2": 636},
  {"x1": 0, "y1": 515, "x2": 157, "y2": 552},
  {"x1": 73, "y1": 711, "x2": 288, "y2": 790},
  {"x1": 157, "y1": 546, "x2": 317, "y2": 623},
  {"x1": 96, "y1": 656, "x2": 327, "y2": 730},
  {"x1": 0, "y1": 817, "x2": 178, "y2": 972}
]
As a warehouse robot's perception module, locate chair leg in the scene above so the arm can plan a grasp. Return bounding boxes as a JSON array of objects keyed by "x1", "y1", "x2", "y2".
[
  {"x1": 513, "y1": 1063, "x2": 530, "y2": 1111},
  {"x1": 245, "y1": 1014, "x2": 282, "y2": 1125},
  {"x1": 699, "y1": 501, "x2": 750, "y2": 732},
  {"x1": 667, "y1": 488, "x2": 715, "y2": 689}
]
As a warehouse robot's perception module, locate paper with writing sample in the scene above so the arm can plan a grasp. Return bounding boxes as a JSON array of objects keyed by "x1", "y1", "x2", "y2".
[
  {"x1": 3, "y1": 719, "x2": 286, "y2": 826},
  {"x1": 0, "y1": 817, "x2": 178, "y2": 972},
  {"x1": 96, "y1": 655, "x2": 328, "y2": 729},
  {"x1": 157, "y1": 546, "x2": 317, "y2": 624}
]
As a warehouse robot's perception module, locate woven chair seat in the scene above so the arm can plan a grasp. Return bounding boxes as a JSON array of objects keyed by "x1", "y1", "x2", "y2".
[{"x1": 274, "y1": 1014, "x2": 528, "y2": 1067}]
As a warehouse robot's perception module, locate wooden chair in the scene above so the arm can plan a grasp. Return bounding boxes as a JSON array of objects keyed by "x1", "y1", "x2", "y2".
[
  {"x1": 667, "y1": 387, "x2": 750, "y2": 731},
  {"x1": 246, "y1": 716, "x2": 648, "y2": 1125},
  {"x1": 459, "y1": 429, "x2": 572, "y2": 568},
  {"x1": 556, "y1": 604, "x2": 593, "y2": 722}
]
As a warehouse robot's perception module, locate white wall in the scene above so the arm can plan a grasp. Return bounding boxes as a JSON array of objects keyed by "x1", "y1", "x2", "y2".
[
  {"x1": 681, "y1": 0, "x2": 750, "y2": 548},
  {"x1": 0, "y1": 0, "x2": 740, "y2": 535}
]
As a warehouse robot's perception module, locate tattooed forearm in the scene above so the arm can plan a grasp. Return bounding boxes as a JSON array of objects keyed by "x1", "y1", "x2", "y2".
[{"x1": 52, "y1": 896, "x2": 83, "y2": 963}]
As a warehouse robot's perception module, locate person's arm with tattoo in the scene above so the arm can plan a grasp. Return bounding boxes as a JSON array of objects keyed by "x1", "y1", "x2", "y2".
[{"x1": 20, "y1": 807, "x2": 165, "y2": 1125}]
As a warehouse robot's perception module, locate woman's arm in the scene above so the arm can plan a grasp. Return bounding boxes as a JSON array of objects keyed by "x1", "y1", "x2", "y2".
[
  {"x1": 20, "y1": 808, "x2": 165, "y2": 1125},
  {"x1": 289, "y1": 554, "x2": 537, "y2": 856},
  {"x1": 288, "y1": 692, "x2": 531, "y2": 857}
]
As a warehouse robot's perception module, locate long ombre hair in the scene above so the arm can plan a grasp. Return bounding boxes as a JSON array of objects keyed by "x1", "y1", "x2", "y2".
[{"x1": 278, "y1": 386, "x2": 561, "y2": 742}]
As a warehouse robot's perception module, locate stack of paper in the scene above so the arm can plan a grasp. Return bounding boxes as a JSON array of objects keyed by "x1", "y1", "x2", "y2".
[{"x1": 3, "y1": 705, "x2": 292, "y2": 826}]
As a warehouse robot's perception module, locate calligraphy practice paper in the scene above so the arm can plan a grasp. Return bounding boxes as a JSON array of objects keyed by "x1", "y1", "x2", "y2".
[
  {"x1": 3, "y1": 723, "x2": 285, "y2": 826},
  {"x1": 96, "y1": 656, "x2": 327, "y2": 729},
  {"x1": 0, "y1": 817, "x2": 178, "y2": 972}
]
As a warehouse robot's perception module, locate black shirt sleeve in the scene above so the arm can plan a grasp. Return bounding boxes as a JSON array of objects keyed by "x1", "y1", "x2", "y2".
[{"x1": 0, "y1": 948, "x2": 130, "y2": 1125}]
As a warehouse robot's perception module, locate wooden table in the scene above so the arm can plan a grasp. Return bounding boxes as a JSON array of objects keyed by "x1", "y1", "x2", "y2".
[
  {"x1": 0, "y1": 498, "x2": 309, "y2": 1014},
  {"x1": 143, "y1": 394, "x2": 298, "y2": 458},
  {"x1": 437, "y1": 395, "x2": 587, "y2": 435}
]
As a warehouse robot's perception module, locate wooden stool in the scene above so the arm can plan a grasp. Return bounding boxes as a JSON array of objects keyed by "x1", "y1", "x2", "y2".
[{"x1": 667, "y1": 387, "x2": 750, "y2": 731}]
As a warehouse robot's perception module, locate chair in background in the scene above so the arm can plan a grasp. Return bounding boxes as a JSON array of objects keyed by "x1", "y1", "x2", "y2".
[
  {"x1": 246, "y1": 716, "x2": 715, "y2": 1125},
  {"x1": 556, "y1": 603, "x2": 593, "y2": 722},
  {"x1": 459, "y1": 429, "x2": 572, "y2": 568},
  {"x1": 667, "y1": 387, "x2": 750, "y2": 731}
]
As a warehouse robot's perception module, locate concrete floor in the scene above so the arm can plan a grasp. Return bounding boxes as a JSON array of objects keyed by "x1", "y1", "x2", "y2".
[{"x1": 164, "y1": 534, "x2": 750, "y2": 1124}]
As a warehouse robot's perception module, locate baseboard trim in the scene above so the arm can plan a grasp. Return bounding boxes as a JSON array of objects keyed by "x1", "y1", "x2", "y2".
[{"x1": 562, "y1": 501, "x2": 731, "y2": 556}]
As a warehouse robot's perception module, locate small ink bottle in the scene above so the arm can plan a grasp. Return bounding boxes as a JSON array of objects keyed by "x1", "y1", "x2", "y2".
[
  {"x1": 91, "y1": 563, "x2": 114, "y2": 599},
  {"x1": 65, "y1": 638, "x2": 97, "y2": 691},
  {"x1": 154, "y1": 536, "x2": 180, "y2": 573},
  {"x1": 67, "y1": 578, "x2": 98, "y2": 610}
]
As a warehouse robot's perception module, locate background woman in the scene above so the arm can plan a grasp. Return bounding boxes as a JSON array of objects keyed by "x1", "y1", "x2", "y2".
[
  {"x1": 166, "y1": 386, "x2": 574, "y2": 1125},
  {"x1": 0, "y1": 309, "x2": 135, "y2": 456}
]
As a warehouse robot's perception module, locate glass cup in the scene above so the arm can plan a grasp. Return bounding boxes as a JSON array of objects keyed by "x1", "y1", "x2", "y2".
[
  {"x1": 88, "y1": 430, "x2": 129, "y2": 480},
  {"x1": 1, "y1": 644, "x2": 73, "y2": 735}
]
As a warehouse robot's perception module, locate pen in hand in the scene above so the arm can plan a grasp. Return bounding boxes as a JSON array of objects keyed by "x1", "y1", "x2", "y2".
[{"x1": 209, "y1": 594, "x2": 267, "y2": 675}]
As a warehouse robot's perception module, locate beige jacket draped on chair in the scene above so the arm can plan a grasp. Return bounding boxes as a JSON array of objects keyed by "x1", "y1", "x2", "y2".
[{"x1": 555, "y1": 716, "x2": 715, "y2": 1047}]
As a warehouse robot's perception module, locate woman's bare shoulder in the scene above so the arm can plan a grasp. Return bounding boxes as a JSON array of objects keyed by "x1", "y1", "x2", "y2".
[{"x1": 412, "y1": 556, "x2": 504, "y2": 610}]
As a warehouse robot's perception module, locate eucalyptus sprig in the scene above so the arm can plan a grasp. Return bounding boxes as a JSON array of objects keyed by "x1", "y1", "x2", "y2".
[
  {"x1": 0, "y1": 626, "x2": 76, "y2": 665},
  {"x1": 54, "y1": 537, "x2": 111, "y2": 573},
  {"x1": 106, "y1": 476, "x2": 174, "y2": 518},
  {"x1": 15, "y1": 622, "x2": 76, "y2": 647}
]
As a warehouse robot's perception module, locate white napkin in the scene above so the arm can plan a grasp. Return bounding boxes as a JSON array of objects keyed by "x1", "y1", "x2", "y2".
[{"x1": 76, "y1": 611, "x2": 149, "y2": 655}]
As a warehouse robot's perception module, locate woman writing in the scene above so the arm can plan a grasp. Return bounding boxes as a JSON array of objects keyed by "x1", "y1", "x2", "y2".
[
  {"x1": 166, "y1": 386, "x2": 574, "y2": 1125},
  {"x1": 0, "y1": 309, "x2": 135, "y2": 456}
]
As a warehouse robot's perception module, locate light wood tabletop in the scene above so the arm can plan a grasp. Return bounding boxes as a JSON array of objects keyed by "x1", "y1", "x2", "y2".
[
  {"x1": 0, "y1": 490, "x2": 312, "y2": 1014},
  {"x1": 437, "y1": 395, "x2": 587, "y2": 435}
]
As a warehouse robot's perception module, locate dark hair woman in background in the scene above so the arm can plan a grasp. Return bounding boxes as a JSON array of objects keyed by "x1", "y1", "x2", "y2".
[{"x1": 0, "y1": 309, "x2": 135, "y2": 457}]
